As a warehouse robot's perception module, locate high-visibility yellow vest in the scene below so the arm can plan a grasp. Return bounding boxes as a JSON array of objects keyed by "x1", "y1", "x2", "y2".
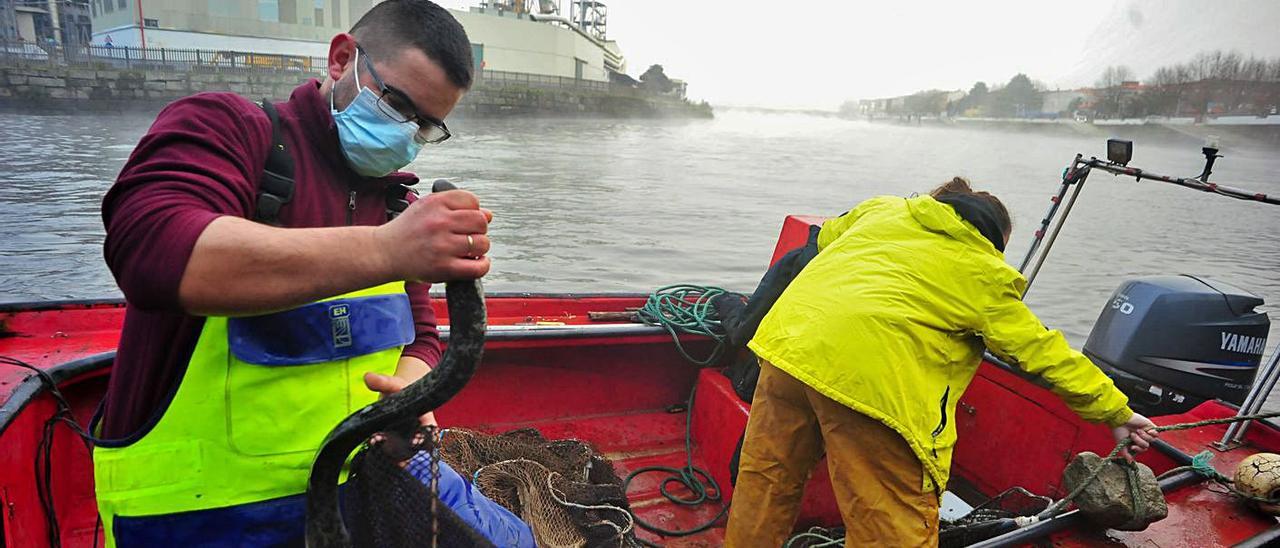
[{"x1": 93, "y1": 282, "x2": 411, "y2": 545}]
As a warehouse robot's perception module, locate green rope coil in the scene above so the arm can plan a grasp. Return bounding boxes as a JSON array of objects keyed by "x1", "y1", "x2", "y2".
[
  {"x1": 636, "y1": 284, "x2": 744, "y2": 366},
  {"x1": 624, "y1": 285, "x2": 748, "y2": 546},
  {"x1": 624, "y1": 385, "x2": 729, "y2": 546}
]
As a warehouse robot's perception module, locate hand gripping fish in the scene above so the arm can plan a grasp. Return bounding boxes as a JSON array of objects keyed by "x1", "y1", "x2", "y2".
[{"x1": 305, "y1": 180, "x2": 487, "y2": 548}]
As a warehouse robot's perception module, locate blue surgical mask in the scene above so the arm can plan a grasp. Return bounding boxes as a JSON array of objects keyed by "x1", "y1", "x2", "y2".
[{"x1": 330, "y1": 49, "x2": 424, "y2": 177}]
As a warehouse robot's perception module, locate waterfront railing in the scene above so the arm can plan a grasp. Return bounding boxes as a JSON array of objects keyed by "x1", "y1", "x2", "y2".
[
  {"x1": 0, "y1": 41, "x2": 640, "y2": 95},
  {"x1": 475, "y1": 69, "x2": 614, "y2": 93},
  {"x1": 0, "y1": 40, "x2": 328, "y2": 73}
]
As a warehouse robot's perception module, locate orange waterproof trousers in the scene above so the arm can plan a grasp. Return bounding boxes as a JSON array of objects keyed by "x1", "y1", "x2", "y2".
[{"x1": 724, "y1": 361, "x2": 940, "y2": 547}]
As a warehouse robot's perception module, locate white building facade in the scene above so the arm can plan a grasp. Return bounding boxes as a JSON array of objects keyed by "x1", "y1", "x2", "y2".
[{"x1": 89, "y1": 0, "x2": 624, "y2": 82}]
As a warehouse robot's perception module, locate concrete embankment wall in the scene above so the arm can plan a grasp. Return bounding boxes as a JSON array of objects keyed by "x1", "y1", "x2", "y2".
[{"x1": 0, "y1": 63, "x2": 711, "y2": 119}]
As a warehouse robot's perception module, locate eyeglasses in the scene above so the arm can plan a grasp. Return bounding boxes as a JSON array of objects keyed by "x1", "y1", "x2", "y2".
[{"x1": 356, "y1": 44, "x2": 452, "y2": 145}]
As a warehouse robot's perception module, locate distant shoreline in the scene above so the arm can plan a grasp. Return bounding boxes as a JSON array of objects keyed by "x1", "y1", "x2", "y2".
[{"x1": 853, "y1": 115, "x2": 1280, "y2": 150}]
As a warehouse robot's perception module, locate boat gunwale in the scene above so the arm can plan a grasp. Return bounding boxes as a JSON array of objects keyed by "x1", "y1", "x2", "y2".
[{"x1": 0, "y1": 351, "x2": 113, "y2": 434}]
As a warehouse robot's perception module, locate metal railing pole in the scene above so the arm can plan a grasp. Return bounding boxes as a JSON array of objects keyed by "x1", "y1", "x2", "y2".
[
  {"x1": 1021, "y1": 168, "x2": 1088, "y2": 296},
  {"x1": 1218, "y1": 342, "x2": 1280, "y2": 449},
  {"x1": 1019, "y1": 157, "x2": 1085, "y2": 273}
]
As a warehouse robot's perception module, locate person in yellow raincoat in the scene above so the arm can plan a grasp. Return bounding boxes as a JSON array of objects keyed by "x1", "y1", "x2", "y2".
[{"x1": 724, "y1": 178, "x2": 1160, "y2": 546}]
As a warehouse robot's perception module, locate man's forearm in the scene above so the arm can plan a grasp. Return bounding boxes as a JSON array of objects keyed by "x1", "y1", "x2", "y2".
[{"x1": 179, "y1": 215, "x2": 395, "y2": 316}]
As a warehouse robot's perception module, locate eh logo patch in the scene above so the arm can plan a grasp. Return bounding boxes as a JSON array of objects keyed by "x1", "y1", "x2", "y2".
[{"x1": 329, "y1": 304, "x2": 352, "y2": 348}]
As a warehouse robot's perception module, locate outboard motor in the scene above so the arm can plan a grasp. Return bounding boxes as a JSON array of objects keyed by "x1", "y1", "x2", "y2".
[{"x1": 1084, "y1": 275, "x2": 1270, "y2": 416}]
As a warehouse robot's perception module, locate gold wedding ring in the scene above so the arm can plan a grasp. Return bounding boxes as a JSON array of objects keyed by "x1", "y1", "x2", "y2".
[{"x1": 466, "y1": 234, "x2": 474, "y2": 256}]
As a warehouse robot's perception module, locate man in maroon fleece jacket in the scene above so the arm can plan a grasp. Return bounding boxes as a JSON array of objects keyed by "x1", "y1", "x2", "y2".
[{"x1": 95, "y1": 1, "x2": 535, "y2": 546}]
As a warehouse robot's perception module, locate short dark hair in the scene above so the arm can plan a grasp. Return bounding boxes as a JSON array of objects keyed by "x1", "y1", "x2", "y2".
[
  {"x1": 350, "y1": 0, "x2": 474, "y2": 89},
  {"x1": 930, "y1": 177, "x2": 1013, "y2": 251}
]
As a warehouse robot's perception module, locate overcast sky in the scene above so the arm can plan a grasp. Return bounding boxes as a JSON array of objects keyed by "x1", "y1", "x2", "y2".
[{"x1": 437, "y1": 0, "x2": 1280, "y2": 110}]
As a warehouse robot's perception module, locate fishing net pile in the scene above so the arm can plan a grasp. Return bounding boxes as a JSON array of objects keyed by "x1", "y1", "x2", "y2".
[
  {"x1": 438, "y1": 427, "x2": 642, "y2": 547},
  {"x1": 346, "y1": 427, "x2": 496, "y2": 548}
]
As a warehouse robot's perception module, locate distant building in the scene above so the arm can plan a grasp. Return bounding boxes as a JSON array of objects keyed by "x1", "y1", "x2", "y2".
[
  {"x1": 88, "y1": 0, "x2": 626, "y2": 82},
  {"x1": 858, "y1": 91, "x2": 959, "y2": 116},
  {"x1": 0, "y1": 0, "x2": 92, "y2": 46},
  {"x1": 89, "y1": 0, "x2": 377, "y2": 54},
  {"x1": 668, "y1": 78, "x2": 687, "y2": 99},
  {"x1": 1041, "y1": 90, "x2": 1087, "y2": 116},
  {"x1": 454, "y1": 3, "x2": 625, "y2": 81}
]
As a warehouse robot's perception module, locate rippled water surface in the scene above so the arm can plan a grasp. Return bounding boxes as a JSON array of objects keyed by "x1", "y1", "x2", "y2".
[{"x1": 2, "y1": 108, "x2": 1278, "y2": 404}]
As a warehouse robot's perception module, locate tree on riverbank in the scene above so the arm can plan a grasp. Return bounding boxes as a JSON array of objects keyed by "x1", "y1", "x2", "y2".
[
  {"x1": 639, "y1": 64, "x2": 674, "y2": 94},
  {"x1": 953, "y1": 82, "x2": 990, "y2": 116},
  {"x1": 1135, "y1": 51, "x2": 1280, "y2": 118},
  {"x1": 905, "y1": 90, "x2": 951, "y2": 116},
  {"x1": 853, "y1": 50, "x2": 1280, "y2": 120},
  {"x1": 992, "y1": 73, "x2": 1043, "y2": 117},
  {"x1": 1094, "y1": 66, "x2": 1136, "y2": 117}
]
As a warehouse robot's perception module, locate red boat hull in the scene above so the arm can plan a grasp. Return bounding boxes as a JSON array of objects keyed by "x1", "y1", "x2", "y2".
[{"x1": 3, "y1": 216, "x2": 1279, "y2": 547}]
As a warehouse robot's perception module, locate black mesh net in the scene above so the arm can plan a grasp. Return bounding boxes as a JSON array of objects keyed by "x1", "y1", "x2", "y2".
[
  {"x1": 438, "y1": 428, "x2": 642, "y2": 547},
  {"x1": 937, "y1": 487, "x2": 1053, "y2": 547},
  {"x1": 941, "y1": 486, "x2": 1051, "y2": 530},
  {"x1": 782, "y1": 487, "x2": 1054, "y2": 548},
  {"x1": 345, "y1": 427, "x2": 496, "y2": 548}
]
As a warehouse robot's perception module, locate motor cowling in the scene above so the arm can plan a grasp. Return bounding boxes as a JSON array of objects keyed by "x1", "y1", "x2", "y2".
[{"x1": 1084, "y1": 275, "x2": 1270, "y2": 416}]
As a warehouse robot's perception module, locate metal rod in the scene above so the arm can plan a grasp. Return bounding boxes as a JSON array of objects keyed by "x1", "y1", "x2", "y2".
[
  {"x1": 1198, "y1": 146, "x2": 1221, "y2": 182},
  {"x1": 1223, "y1": 345, "x2": 1279, "y2": 438},
  {"x1": 1017, "y1": 167, "x2": 1078, "y2": 274},
  {"x1": 1082, "y1": 158, "x2": 1278, "y2": 206},
  {"x1": 1152, "y1": 438, "x2": 1195, "y2": 466},
  {"x1": 1021, "y1": 166, "x2": 1089, "y2": 296},
  {"x1": 1232, "y1": 344, "x2": 1280, "y2": 443},
  {"x1": 137, "y1": 0, "x2": 147, "y2": 49},
  {"x1": 1220, "y1": 342, "x2": 1280, "y2": 448},
  {"x1": 437, "y1": 322, "x2": 665, "y2": 342}
]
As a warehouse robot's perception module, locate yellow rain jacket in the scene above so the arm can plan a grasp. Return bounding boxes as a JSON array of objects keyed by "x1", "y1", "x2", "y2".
[{"x1": 748, "y1": 195, "x2": 1133, "y2": 494}]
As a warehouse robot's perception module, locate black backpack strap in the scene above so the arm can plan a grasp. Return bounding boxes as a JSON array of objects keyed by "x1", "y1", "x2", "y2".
[
  {"x1": 385, "y1": 183, "x2": 414, "y2": 220},
  {"x1": 255, "y1": 99, "x2": 295, "y2": 225}
]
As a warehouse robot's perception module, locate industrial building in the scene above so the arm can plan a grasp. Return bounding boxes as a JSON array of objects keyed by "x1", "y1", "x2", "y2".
[
  {"x1": 89, "y1": 0, "x2": 625, "y2": 82},
  {"x1": 0, "y1": 0, "x2": 92, "y2": 46}
]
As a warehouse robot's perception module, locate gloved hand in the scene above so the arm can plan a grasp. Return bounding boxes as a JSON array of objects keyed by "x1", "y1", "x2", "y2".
[{"x1": 1112, "y1": 412, "x2": 1159, "y2": 462}]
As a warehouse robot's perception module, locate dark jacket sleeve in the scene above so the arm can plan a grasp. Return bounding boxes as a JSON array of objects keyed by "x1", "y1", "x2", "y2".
[
  {"x1": 102, "y1": 92, "x2": 272, "y2": 312},
  {"x1": 402, "y1": 281, "x2": 443, "y2": 367},
  {"x1": 395, "y1": 191, "x2": 442, "y2": 367}
]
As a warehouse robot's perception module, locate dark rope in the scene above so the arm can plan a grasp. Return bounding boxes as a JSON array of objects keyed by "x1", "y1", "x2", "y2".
[{"x1": 1, "y1": 355, "x2": 97, "y2": 548}]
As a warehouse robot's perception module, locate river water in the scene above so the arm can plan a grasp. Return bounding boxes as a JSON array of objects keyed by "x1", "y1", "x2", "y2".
[{"x1": 1, "y1": 108, "x2": 1278, "y2": 405}]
